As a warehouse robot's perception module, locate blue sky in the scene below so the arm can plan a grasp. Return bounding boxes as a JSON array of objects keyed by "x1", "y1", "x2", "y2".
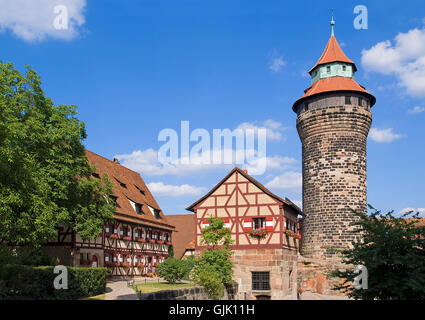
[{"x1": 1, "y1": 0, "x2": 424, "y2": 216}]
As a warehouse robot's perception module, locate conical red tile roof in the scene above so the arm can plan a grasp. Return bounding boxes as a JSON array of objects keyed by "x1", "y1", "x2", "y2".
[
  {"x1": 309, "y1": 35, "x2": 356, "y2": 73},
  {"x1": 292, "y1": 76, "x2": 376, "y2": 111}
]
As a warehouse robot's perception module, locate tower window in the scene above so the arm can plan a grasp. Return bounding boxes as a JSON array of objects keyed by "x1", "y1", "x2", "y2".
[
  {"x1": 326, "y1": 66, "x2": 331, "y2": 73},
  {"x1": 252, "y1": 272, "x2": 270, "y2": 291},
  {"x1": 358, "y1": 97, "x2": 363, "y2": 106},
  {"x1": 345, "y1": 96, "x2": 351, "y2": 105},
  {"x1": 304, "y1": 103, "x2": 309, "y2": 111},
  {"x1": 342, "y1": 65, "x2": 346, "y2": 71}
]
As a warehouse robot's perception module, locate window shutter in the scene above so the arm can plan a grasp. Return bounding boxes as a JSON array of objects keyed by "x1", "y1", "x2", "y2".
[
  {"x1": 243, "y1": 217, "x2": 252, "y2": 232},
  {"x1": 265, "y1": 216, "x2": 274, "y2": 231},
  {"x1": 223, "y1": 218, "x2": 231, "y2": 229},
  {"x1": 201, "y1": 219, "x2": 210, "y2": 229}
]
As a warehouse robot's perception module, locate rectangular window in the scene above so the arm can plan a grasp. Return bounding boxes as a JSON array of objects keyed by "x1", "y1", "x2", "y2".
[
  {"x1": 342, "y1": 65, "x2": 346, "y2": 71},
  {"x1": 358, "y1": 97, "x2": 363, "y2": 106},
  {"x1": 326, "y1": 65, "x2": 331, "y2": 73},
  {"x1": 304, "y1": 103, "x2": 309, "y2": 111},
  {"x1": 252, "y1": 217, "x2": 266, "y2": 229},
  {"x1": 135, "y1": 203, "x2": 142, "y2": 215},
  {"x1": 345, "y1": 96, "x2": 351, "y2": 105},
  {"x1": 252, "y1": 272, "x2": 270, "y2": 291},
  {"x1": 154, "y1": 209, "x2": 161, "y2": 219}
]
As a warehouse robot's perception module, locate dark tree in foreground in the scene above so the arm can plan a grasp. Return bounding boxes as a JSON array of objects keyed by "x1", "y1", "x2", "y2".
[
  {"x1": 330, "y1": 205, "x2": 425, "y2": 300},
  {"x1": 0, "y1": 62, "x2": 115, "y2": 247}
]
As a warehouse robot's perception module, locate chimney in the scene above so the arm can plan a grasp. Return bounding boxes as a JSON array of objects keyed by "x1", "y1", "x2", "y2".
[{"x1": 113, "y1": 157, "x2": 120, "y2": 164}]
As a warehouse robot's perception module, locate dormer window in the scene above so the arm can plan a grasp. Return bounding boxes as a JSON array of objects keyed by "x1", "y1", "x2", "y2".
[
  {"x1": 154, "y1": 209, "x2": 161, "y2": 219},
  {"x1": 135, "y1": 185, "x2": 145, "y2": 195},
  {"x1": 115, "y1": 178, "x2": 126, "y2": 189},
  {"x1": 135, "y1": 203, "x2": 142, "y2": 215}
]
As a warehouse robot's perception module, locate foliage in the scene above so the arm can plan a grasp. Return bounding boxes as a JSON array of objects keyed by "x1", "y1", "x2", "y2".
[
  {"x1": 249, "y1": 228, "x2": 268, "y2": 239},
  {"x1": 0, "y1": 62, "x2": 115, "y2": 246},
  {"x1": 181, "y1": 255, "x2": 196, "y2": 280},
  {"x1": 158, "y1": 258, "x2": 187, "y2": 284},
  {"x1": 0, "y1": 264, "x2": 107, "y2": 300},
  {"x1": 329, "y1": 206, "x2": 425, "y2": 300},
  {"x1": 192, "y1": 217, "x2": 234, "y2": 298},
  {"x1": 0, "y1": 245, "x2": 53, "y2": 266},
  {"x1": 168, "y1": 244, "x2": 174, "y2": 258},
  {"x1": 192, "y1": 264, "x2": 224, "y2": 300}
]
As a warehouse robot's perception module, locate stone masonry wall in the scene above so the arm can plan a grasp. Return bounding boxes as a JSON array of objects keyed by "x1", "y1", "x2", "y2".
[
  {"x1": 296, "y1": 104, "x2": 372, "y2": 260},
  {"x1": 138, "y1": 284, "x2": 238, "y2": 300},
  {"x1": 232, "y1": 248, "x2": 298, "y2": 300}
]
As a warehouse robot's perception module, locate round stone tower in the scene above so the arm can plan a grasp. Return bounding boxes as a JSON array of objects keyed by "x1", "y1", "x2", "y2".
[{"x1": 293, "y1": 22, "x2": 376, "y2": 260}]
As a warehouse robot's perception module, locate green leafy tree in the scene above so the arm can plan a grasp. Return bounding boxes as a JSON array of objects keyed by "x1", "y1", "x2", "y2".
[
  {"x1": 192, "y1": 217, "x2": 234, "y2": 298},
  {"x1": 158, "y1": 258, "x2": 187, "y2": 284},
  {"x1": 0, "y1": 62, "x2": 115, "y2": 246},
  {"x1": 168, "y1": 244, "x2": 174, "y2": 258},
  {"x1": 330, "y1": 205, "x2": 425, "y2": 300}
]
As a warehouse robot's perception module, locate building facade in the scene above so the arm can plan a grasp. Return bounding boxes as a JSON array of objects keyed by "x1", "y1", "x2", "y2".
[
  {"x1": 292, "y1": 29, "x2": 376, "y2": 261},
  {"x1": 186, "y1": 167, "x2": 303, "y2": 300},
  {"x1": 45, "y1": 150, "x2": 175, "y2": 277}
]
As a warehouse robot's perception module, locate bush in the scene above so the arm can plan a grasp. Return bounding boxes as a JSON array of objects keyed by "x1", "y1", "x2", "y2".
[
  {"x1": 157, "y1": 258, "x2": 187, "y2": 284},
  {"x1": 192, "y1": 264, "x2": 224, "y2": 299},
  {"x1": 181, "y1": 255, "x2": 196, "y2": 280},
  {"x1": 0, "y1": 265, "x2": 107, "y2": 300}
]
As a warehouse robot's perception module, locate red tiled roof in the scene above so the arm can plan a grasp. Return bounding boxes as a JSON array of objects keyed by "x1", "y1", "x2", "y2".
[
  {"x1": 292, "y1": 77, "x2": 376, "y2": 111},
  {"x1": 309, "y1": 35, "x2": 356, "y2": 73},
  {"x1": 165, "y1": 214, "x2": 195, "y2": 259},
  {"x1": 85, "y1": 150, "x2": 175, "y2": 231}
]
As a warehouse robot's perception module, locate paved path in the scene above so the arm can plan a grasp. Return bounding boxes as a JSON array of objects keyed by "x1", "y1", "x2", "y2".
[{"x1": 104, "y1": 280, "x2": 139, "y2": 300}]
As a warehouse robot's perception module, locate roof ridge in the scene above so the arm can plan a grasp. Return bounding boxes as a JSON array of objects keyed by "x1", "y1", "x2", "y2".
[{"x1": 85, "y1": 149, "x2": 142, "y2": 177}]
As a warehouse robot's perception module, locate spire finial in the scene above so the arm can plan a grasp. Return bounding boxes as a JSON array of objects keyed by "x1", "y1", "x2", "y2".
[{"x1": 330, "y1": 9, "x2": 335, "y2": 36}]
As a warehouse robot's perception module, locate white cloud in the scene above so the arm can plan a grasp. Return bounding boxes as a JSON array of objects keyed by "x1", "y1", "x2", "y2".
[
  {"x1": 116, "y1": 148, "x2": 297, "y2": 177},
  {"x1": 147, "y1": 182, "x2": 207, "y2": 197},
  {"x1": 408, "y1": 106, "x2": 425, "y2": 114},
  {"x1": 116, "y1": 120, "x2": 296, "y2": 176},
  {"x1": 0, "y1": 0, "x2": 86, "y2": 42},
  {"x1": 265, "y1": 171, "x2": 302, "y2": 192},
  {"x1": 269, "y1": 56, "x2": 286, "y2": 72},
  {"x1": 236, "y1": 119, "x2": 287, "y2": 142},
  {"x1": 361, "y1": 26, "x2": 425, "y2": 97},
  {"x1": 398, "y1": 207, "x2": 425, "y2": 218},
  {"x1": 369, "y1": 128, "x2": 402, "y2": 143}
]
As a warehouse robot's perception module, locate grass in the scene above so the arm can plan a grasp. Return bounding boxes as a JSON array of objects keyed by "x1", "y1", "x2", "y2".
[{"x1": 132, "y1": 281, "x2": 195, "y2": 294}]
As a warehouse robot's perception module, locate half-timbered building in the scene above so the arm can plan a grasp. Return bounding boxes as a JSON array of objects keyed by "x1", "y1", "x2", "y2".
[
  {"x1": 45, "y1": 150, "x2": 175, "y2": 277},
  {"x1": 186, "y1": 167, "x2": 303, "y2": 300}
]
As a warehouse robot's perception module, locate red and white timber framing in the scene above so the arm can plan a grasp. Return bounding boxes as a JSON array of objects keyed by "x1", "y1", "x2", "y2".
[{"x1": 193, "y1": 170, "x2": 300, "y2": 251}]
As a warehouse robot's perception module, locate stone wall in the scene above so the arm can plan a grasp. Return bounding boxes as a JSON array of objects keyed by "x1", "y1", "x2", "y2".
[
  {"x1": 296, "y1": 104, "x2": 372, "y2": 260},
  {"x1": 232, "y1": 248, "x2": 298, "y2": 300},
  {"x1": 138, "y1": 284, "x2": 238, "y2": 300}
]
